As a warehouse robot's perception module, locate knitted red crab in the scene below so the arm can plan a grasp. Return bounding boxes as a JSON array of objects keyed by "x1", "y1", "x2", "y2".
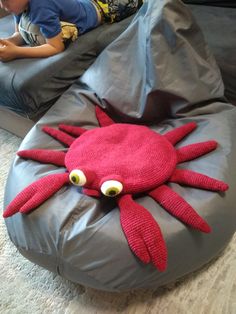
[{"x1": 3, "y1": 106, "x2": 228, "y2": 271}]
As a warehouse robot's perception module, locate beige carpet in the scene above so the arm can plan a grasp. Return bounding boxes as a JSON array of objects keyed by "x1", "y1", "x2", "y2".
[{"x1": 0, "y1": 127, "x2": 236, "y2": 314}]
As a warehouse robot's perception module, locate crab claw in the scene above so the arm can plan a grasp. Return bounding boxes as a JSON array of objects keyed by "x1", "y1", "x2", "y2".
[
  {"x1": 118, "y1": 194, "x2": 167, "y2": 271},
  {"x1": 3, "y1": 172, "x2": 69, "y2": 218},
  {"x1": 149, "y1": 185, "x2": 211, "y2": 233}
]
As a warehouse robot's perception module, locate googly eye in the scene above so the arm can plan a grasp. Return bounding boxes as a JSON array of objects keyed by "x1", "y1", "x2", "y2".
[
  {"x1": 69, "y1": 169, "x2": 87, "y2": 186},
  {"x1": 101, "y1": 180, "x2": 123, "y2": 197}
]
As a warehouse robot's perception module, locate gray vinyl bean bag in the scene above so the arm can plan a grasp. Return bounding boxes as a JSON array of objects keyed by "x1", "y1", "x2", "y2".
[
  {"x1": 0, "y1": 14, "x2": 132, "y2": 119},
  {"x1": 1, "y1": 1, "x2": 236, "y2": 136},
  {"x1": 188, "y1": 3, "x2": 236, "y2": 105},
  {"x1": 3, "y1": 0, "x2": 236, "y2": 291}
]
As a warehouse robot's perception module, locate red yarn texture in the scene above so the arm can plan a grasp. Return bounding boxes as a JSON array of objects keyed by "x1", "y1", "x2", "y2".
[
  {"x1": 3, "y1": 173, "x2": 69, "y2": 218},
  {"x1": 65, "y1": 124, "x2": 178, "y2": 194},
  {"x1": 3, "y1": 106, "x2": 229, "y2": 271}
]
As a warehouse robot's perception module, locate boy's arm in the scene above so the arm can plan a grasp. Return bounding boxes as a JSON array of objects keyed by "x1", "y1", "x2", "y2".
[
  {"x1": 4, "y1": 32, "x2": 25, "y2": 46},
  {"x1": 0, "y1": 33, "x2": 65, "y2": 62},
  {"x1": 2, "y1": 24, "x2": 25, "y2": 46}
]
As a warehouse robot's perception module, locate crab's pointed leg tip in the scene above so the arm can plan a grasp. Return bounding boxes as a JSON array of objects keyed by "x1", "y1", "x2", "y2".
[
  {"x1": 215, "y1": 182, "x2": 229, "y2": 192},
  {"x1": 133, "y1": 246, "x2": 151, "y2": 265},
  {"x1": 212, "y1": 140, "x2": 218, "y2": 147},
  {"x1": 159, "y1": 265, "x2": 167, "y2": 272},
  {"x1": 155, "y1": 261, "x2": 167, "y2": 272},
  {"x1": 221, "y1": 183, "x2": 229, "y2": 192},
  {"x1": 152, "y1": 251, "x2": 168, "y2": 272},
  {"x1": 3, "y1": 210, "x2": 13, "y2": 219},
  {"x1": 42, "y1": 125, "x2": 52, "y2": 133},
  {"x1": 17, "y1": 150, "x2": 28, "y2": 158},
  {"x1": 140, "y1": 255, "x2": 151, "y2": 265},
  {"x1": 200, "y1": 222, "x2": 212, "y2": 233}
]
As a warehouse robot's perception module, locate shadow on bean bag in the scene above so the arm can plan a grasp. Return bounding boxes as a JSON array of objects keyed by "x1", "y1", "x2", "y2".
[
  {"x1": 3, "y1": 0, "x2": 236, "y2": 291},
  {"x1": 187, "y1": 4, "x2": 236, "y2": 105}
]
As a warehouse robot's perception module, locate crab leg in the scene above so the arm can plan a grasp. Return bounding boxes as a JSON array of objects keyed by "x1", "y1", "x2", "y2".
[
  {"x1": 176, "y1": 141, "x2": 217, "y2": 163},
  {"x1": 169, "y1": 169, "x2": 228, "y2": 191},
  {"x1": 59, "y1": 124, "x2": 87, "y2": 137},
  {"x1": 43, "y1": 126, "x2": 75, "y2": 147},
  {"x1": 149, "y1": 184, "x2": 211, "y2": 233},
  {"x1": 17, "y1": 149, "x2": 66, "y2": 166},
  {"x1": 95, "y1": 106, "x2": 115, "y2": 127},
  {"x1": 164, "y1": 122, "x2": 197, "y2": 145},
  {"x1": 118, "y1": 194, "x2": 167, "y2": 271},
  {"x1": 3, "y1": 172, "x2": 69, "y2": 218}
]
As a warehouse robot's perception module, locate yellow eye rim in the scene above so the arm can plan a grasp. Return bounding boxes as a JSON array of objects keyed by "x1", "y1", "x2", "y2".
[
  {"x1": 101, "y1": 180, "x2": 123, "y2": 197},
  {"x1": 69, "y1": 169, "x2": 87, "y2": 186}
]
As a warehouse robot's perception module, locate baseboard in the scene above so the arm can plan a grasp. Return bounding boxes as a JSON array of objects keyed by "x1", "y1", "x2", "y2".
[{"x1": 0, "y1": 107, "x2": 36, "y2": 138}]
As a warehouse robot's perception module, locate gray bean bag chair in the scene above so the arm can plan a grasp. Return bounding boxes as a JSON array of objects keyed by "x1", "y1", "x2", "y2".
[
  {"x1": 0, "y1": 14, "x2": 132, "y2": 118},
  {"x1": 1, "y1": 2, "x2": 236, "y2": 138},
  {"x1": 184, "y1": 0, "x2": 236, "y2": 7},
  {"x1": 188, "y1": 4, "x2": 236, "y2": 105},
  {"x1": 3, "y1": 0, "x2": 236, "y2": 291},
  {"x1": 0, "y1": 14, "x2": 132, "y2": 136}
]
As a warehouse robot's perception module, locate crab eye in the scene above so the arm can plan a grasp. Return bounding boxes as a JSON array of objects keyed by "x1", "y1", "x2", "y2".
[
  {"x1": 69, "y1": 169, "x2": 87, "y2": 186},
  {"x1": 101, "y1": 180, "x2": 123, "y2": 197}
]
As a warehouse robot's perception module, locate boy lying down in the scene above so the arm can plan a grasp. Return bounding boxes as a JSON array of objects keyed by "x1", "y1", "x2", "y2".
[{"x1": 0, "y1": 0, "x2": 142, "y2": 62}]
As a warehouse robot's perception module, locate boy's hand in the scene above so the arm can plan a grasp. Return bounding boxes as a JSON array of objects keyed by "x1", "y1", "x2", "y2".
[
  {"x1": 0, "y1": 39, "x2": 19, "y2": 62},
  {"x1": 0, "y1": 33, "x2": 65, "y2": 61}
]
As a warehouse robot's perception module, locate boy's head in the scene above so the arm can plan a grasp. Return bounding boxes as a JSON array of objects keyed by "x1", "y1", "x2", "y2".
[{"x1": 0, "y1": 0, "x2": 29, "y2": 15}]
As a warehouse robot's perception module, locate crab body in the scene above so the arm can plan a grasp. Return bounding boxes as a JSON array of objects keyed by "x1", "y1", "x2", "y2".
[
  {"x1": 66, "y1": 124, "x2": 177, "y2": 194},
  {"x1": 3, "y1": 106, "x2": 229, "y2": 271}
]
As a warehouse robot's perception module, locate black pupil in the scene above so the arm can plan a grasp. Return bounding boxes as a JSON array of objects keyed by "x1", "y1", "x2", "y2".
[
  {"x1": 108, "y1": 190, "x2": 117, "y2": 196},
  {"x1": 72, "y1": 176, "x2": 77, "y2": 183}
]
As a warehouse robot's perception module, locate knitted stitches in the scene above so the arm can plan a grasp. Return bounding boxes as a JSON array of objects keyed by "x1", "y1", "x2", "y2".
[{"x1": 3, "y1": 106, "x2": 229, "y2": 271}]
